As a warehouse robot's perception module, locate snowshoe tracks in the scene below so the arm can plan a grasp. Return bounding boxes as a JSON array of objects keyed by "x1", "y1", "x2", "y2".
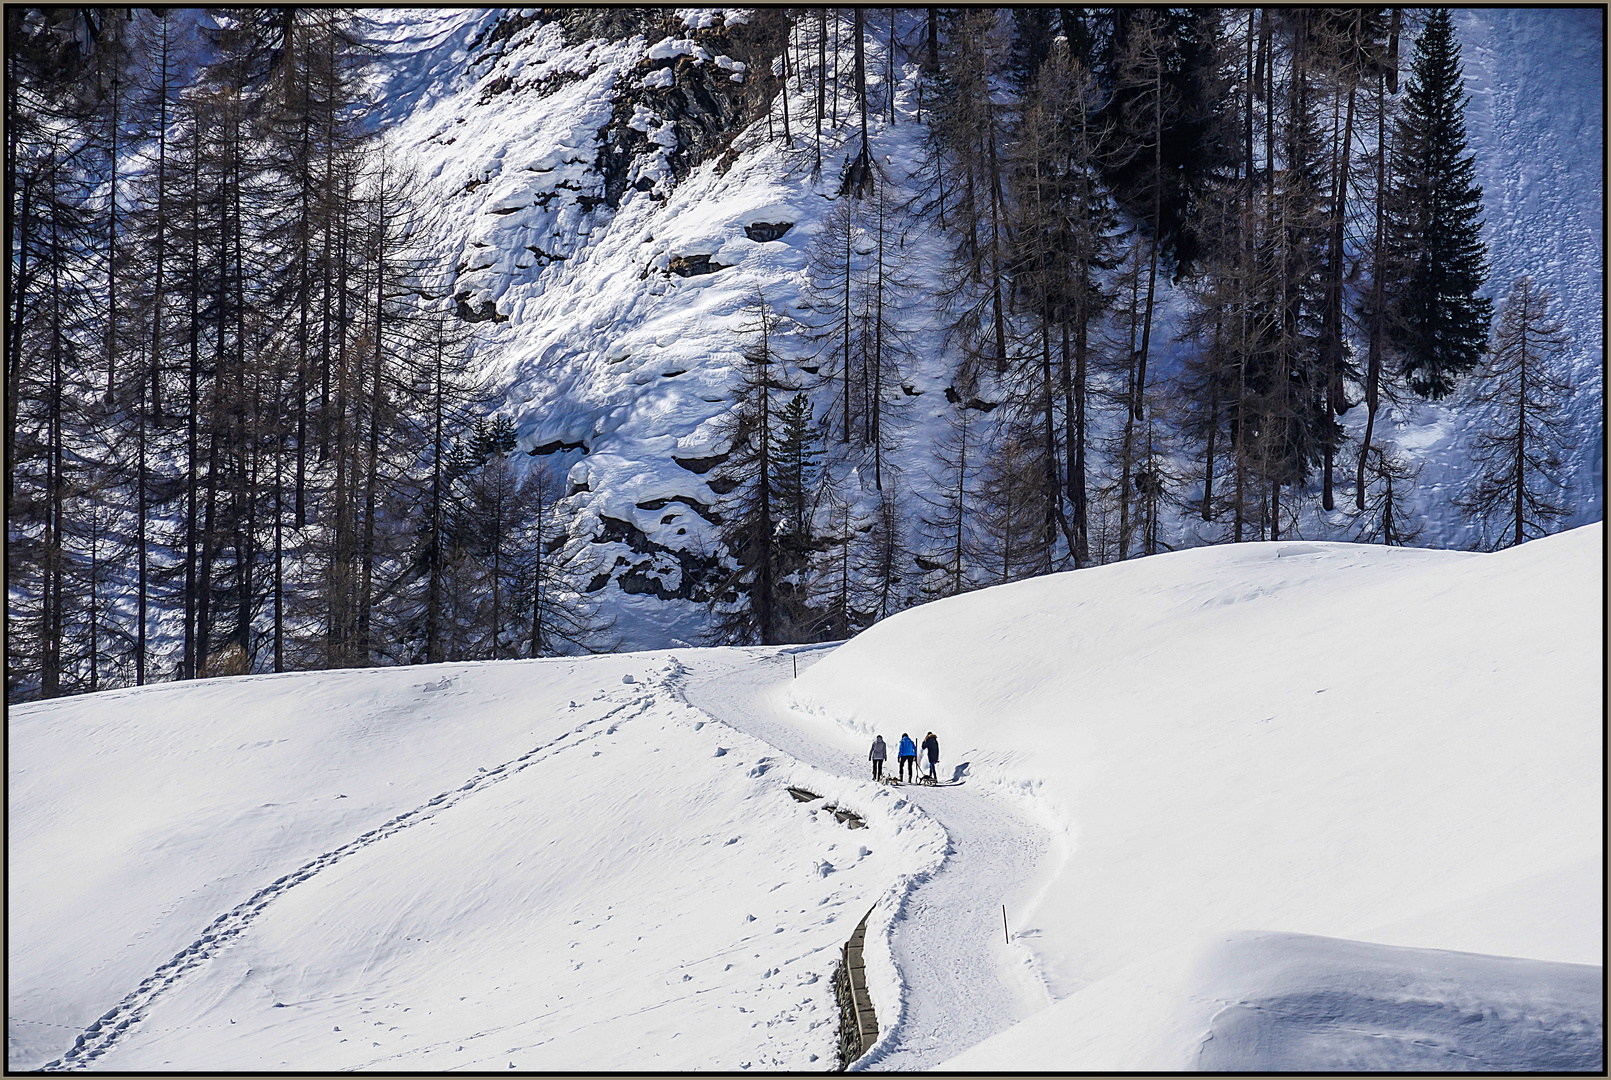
[{"x1": 40, "y1": 691, "x2": 656, "y2": 1071}]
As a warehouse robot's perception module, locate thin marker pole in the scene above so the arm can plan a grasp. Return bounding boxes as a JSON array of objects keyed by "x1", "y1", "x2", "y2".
[
  {"x1": 1003, "y1": 906, "x2": 1009, "y2": 944},
  {"x1": 793, "y1": 654, "x2": 798, "y2": 678}
]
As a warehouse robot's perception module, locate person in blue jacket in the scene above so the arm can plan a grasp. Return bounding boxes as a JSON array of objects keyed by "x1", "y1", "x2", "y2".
[{"x1": 897, "y1": 733, "x2": 918, "y2": 782}]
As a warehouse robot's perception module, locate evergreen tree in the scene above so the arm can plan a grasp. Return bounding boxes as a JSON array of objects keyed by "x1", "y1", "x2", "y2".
[
  {"x1": 711, "y1": 290, "x2": 794, "y2": 645},
  {"x1": 916, "y1": 393, "x2": 977, "y2": 597},
  {"x1": 1387, "y1": 9, "x2": 1491, "y2": 400},
  {"x1": 803, "y1": 196, "x2": 863, "y2": 443},
  {"x1": 448, "y1": 440, "x2": 615, "y2": 661},
  {"x1": 810, "y1": 487, "x2": 858, "y2": 640},
  {"x1": 392, "y1": 313, "x2": 486, "y2": 664},
  {"x1": 511, "y1": 463, "x2": 615, "y2": 659},
  {"x1": 768, "y1": 390, "x2": 829, "y2": 639},
  {"x1": 769, "y1": 393, "x2": 822, "y2": 550},
  {"x1": 5, "y1": 10, "x2": 109, "y2": 699},
  {"x1": 971, "y1": 424, "x2": 1048, "y2": 582},
  {"x1": 852, "y1": 487, "x2": 911, "y2": 623}
]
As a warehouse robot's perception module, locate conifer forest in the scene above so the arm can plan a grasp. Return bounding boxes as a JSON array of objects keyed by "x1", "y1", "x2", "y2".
[{"x1": 6, "y1": 7, "x2": 1602, "y2": 702}]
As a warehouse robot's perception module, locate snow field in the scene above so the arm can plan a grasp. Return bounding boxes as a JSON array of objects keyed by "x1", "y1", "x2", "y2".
[
  {"x1": 787, "y1": 523, "x2": 1603, "y2": 1068},
  {"x1": 10, "y1": 525, "x2": 1601, "y2": 1071},
  {"x1": 9, "y1": 652, "x2": 944, "y2": 1071}
]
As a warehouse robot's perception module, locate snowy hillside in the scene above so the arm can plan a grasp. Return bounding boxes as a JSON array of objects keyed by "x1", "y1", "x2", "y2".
[
  {"x1": 351, "y1": 7, "x2": 1604, "y2": 650},
  {"x1": 9, "y1": 653, "x2": 946, "y2": 1070},
  {"x1": 1442, "y1": 7, "x2": 1604, "y2": 543},
  {"x1": 10, "y1": 523, "x2": 1601, "y2": 1071},
  {"x1": 792, "y1": 521, "x2": 1604, "y2": 1069}
]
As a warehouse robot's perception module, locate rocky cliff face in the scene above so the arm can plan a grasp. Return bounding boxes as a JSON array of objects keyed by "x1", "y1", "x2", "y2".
[{"x1": 365, "y1": 7, "x2": 814, "y2": 648}]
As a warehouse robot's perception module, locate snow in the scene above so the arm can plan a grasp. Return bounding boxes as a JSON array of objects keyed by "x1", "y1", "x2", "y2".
[
  {"x1": 9, "y1": 655, "x2": 943, "y2": 1071},
  {"x1": 11, "y1": 525, "x2": 1600, "y2": 1071},
  {"x1": 645, "y1": 38, "x2": 712, "y2": 65},
  {"x1": 789, "y1": 522, "x2": 1603, "y2": 1069},
  {"x1": 349, "y1": 8, "x2": 1602, "y2": 652},
  {"x1": 9, "y1": 8, "x2": 1603, "y2": 1069},
  {"x1": 680, "y1": 648, "x2": 1058, "y2": 1071},
  {"x1": 940, "y1": 932, "x2": 1603, "y2": 1072}
]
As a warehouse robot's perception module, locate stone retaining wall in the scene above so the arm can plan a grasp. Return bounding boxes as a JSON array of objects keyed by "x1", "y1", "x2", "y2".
[{"x1": 833, "y1": 907, "x2": 878, "y2": 1070}]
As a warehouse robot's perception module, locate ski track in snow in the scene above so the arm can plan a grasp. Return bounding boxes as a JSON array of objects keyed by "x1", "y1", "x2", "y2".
[
  {"x1": 38, "y1": 689, "x2": 657, "y2": 1072},
  {"x1": 674, "y1": 646, "x2": 1056, "y2": 1072}
]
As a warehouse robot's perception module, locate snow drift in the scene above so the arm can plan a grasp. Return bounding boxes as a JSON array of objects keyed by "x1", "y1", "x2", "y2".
[
  {"x1": 941, "y1": 931, "x2": 1602, "y2": 1072},
  {"x1": 789, "y1": 522, "x2": 1604, "y2": 1070}
]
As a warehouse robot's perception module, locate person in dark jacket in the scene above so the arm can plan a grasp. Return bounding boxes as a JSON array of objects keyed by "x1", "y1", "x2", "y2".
[
  {"x1": 921, "y1": 732, "x2": 939, "y2": 781},
  {"x1": 869, "y1": 735, "x2": 888, "y2": 780},
  {"x1": 898, "y1": 733, "x2": 918, "y2": 782}
]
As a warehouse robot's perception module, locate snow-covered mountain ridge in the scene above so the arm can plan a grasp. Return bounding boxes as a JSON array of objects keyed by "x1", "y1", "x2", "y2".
[{"x1": 370, "y1": 7, "x2": 1602, "y2": 649}]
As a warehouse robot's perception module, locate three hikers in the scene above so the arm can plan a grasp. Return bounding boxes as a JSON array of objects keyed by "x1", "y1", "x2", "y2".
[{"x1": 868, "y1": 731, "x2": 942, "y2": 785}]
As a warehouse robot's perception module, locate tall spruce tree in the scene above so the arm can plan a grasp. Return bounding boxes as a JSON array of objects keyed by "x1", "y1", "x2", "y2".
[
  {"x1": 1387, "y1": 9, "x2": 1491, "y2": 400},
  {"x1": 770, "y1": 393, "x2": 822, "y2": 550},
  {"x1": 711, "y1": 290, "x2": 792, "y2": 645}
]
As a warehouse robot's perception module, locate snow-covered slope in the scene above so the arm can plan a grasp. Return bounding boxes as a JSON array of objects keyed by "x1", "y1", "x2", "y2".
[
  {"x1": 360, "y1": 7, "x2": 869, "y2": 649},
  {"x1": 1434, "y1": 7, "x2": 1605, "y2": 545},
  {"x1": 9, "y1": 653, "x2": 945, "y2": 1071},
  {"x1": 789, "y1": 521, "x2": 1603, "y2": 1070},
  {"x1": 9, "y1": 520, "x2": 1600, "y2": 1070},
  {"x1": 347, "y1": 8, "x2": 1603, "y2": 649},
  {"x1": 940, "y1": 931, "x2": 1603, "y2": 1072}
]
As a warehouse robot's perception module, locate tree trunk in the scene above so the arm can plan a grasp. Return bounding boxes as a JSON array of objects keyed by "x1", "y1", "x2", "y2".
[
  {"x1": 6, "y1": 179, "x2": 32, "y2": 518},
  {"x1": 986, "y1": 114, "x2": 1007, "y2": 372},
  {"x1": 184, "y1": 140, "x2": 202, "y2": 678},
  {"x1": 1357, "y1": 75, "x2": 1388, "y2": 511},
  {"x1": 1321, "y1": 73, "x2": 1357, "y2": 512},
  {"x1": 873, "y1": 192, "x2": 885, "y2": 488},
  {"x1": 854, "y1": 7, "x2": 869, "y2": 188},
  {"x1": 842, "y1": 213, "x2": 853, "y2": 441},
  {"x1": 1514, "y1": 291, "x2": 1528, "y2": 548},
  {"x1": 815, "y1": 9, "x2": 826, "y2": 170},
  {"x1": 757, "y1": 336, "x2": 774, "y2": 645},
  {"x1": 1387, "y1": 7, "x2": 1402, "y2": 94},
  {"x1": 887, "y1": 8, "x2": 896, "y2": 124},
  {"x1": 105, "y1": 71, "x2": 120, "y2": 403},
  {"x1": 427, "y1": 335, "x2": 445, "y2": 663},
  {"x1": 779, "y1": 17, "x2": 792, "y2": 147},
  {"x1": 1203, "y1": 316, "x2": 1221, "y2": 520},
  {"x1": 1134, "y1": 60, "x2": 1162, "y2": 423}
]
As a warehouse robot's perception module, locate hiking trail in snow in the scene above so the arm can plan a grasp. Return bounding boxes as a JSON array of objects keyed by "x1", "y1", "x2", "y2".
[{"x1": 673, "y1": 644, "x2": 1061, "y2": 1071}]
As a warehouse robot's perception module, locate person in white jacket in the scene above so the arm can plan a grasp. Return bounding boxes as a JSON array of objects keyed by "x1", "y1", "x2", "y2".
[{"x1": 868, "y1": 735, "x2": 888, "y2": 781}]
